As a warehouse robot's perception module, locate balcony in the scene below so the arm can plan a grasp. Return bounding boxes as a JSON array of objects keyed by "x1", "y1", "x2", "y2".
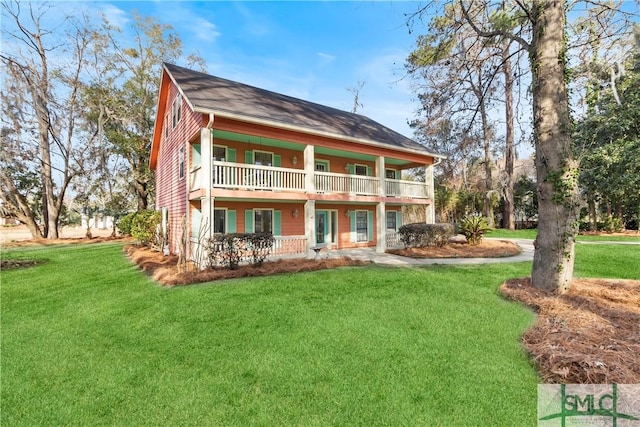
[{"x1": 190, "y1": 161, "x2": 430, "y2": 199}]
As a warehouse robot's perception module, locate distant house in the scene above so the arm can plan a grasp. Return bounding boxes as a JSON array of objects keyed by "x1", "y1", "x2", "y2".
[{"x1": 150, "y1": 63, "x2": 443, "y2": 261}]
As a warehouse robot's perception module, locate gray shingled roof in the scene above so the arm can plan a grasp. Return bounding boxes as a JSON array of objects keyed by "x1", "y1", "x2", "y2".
[{"x1": 164, "y1": 63, "x2": 439, "y2": 157}]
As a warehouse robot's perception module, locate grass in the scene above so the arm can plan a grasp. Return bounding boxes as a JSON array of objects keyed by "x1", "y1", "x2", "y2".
[
  {"x1": 2, "y1": 241, "x2": 638, "y2": 425},
  {"x1": 2, "y1": 243, "x2": 539, "y2": 425},
  {"x1": 574, "y1": 243, "x2": 640, "y2": 279},
  {"x1": 487, "y1": 228, "x2": 640, "y2": 243}
]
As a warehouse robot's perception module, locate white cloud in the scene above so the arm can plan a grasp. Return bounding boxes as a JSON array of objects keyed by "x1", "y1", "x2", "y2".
[
  {"x1": 99, "y1": 4, "x2": 130, "y2": 30},
  {"x1": 193, "y1": 18, "x2": 221, "y2": 43},
  {"x1": 317, "y1": 52, "x2": 336, "y2": 66}
]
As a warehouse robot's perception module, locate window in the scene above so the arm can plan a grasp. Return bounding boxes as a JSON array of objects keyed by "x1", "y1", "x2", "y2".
[
  {"x1": 213, "y1": 146, "x2": 226, "y2": 161},
  {"x1": 254, "y1": 151, "x2": 273, "y2": 166},
  {"x1": 355, "y1": 164, "x2": 367, "y2": 176},
  {"x1": 178, "y1": 146, "x2": 185, "y2": 179},
  {"x1": 386, "y1": 211, "x2": 397, "y2": 231},
  {"x1": 213, "y1": 209, "x2": 226, "y2": 234},
  {"x1": 315, "y1": 161, "x2": 329, "y2": 172},
  {"x1": 254, "y1": 209, "x2": 273, "y2": 234},
  {"x1": 172, "y1": 93, "x2": 182, "y2": 128},
  {"x1": 386, "y1": 169, "x2": 397, "y2": 179},
  {"x1": 356, "y1": 210, "x2": 368, "y2": 242}
]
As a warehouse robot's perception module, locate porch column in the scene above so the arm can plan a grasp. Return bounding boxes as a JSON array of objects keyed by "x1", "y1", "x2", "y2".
[
  {"x1": 201, "y1": 127, "x2": 214, "y2": 241},
  {"x1": 425, "y1": 163, "x2": 435, "y2": 224},
  {"x1": 304, "y1": 200, "x2": 316, "y2": 256},
  {"x1": 376, "y1": 202, "x2": 386, "y2": 253},
  {"x1": 304, "y1": 144, "x2": 315, "y2": 194},
  {"x1": 376, "y1": 155, "x2": 385, "y2": 197}
]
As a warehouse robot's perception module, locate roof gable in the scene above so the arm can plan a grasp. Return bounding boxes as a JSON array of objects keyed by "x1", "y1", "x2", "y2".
[{"x1": 162, "y1": 62, "x2": 437, "y2": 156}]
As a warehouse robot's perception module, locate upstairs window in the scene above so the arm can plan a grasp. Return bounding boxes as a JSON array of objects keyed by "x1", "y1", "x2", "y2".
[
  {"x1": 254, "y1": 151, "x2": 273, "y2": 166},
  {"x1": 213, "y1": 146, "x2": 227, "y2": 161},
  {"x1": 355, "y1": 164, "x2": 367, "y2": 176},
  {"x1": 178, "y1": 146, "x2": 185, "y2": 179},
  {"x1": 172, "y1": 93, "x2": 182, "y2": 128}
]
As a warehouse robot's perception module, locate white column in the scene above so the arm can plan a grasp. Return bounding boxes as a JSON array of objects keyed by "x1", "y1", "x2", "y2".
[
  {"x1": 304, "y1": 144, "x2": 315, "y2": 194},
  {"x1": 201, "y1": 127, "x2": 214, "y2": 241},
  {"x1": 425, "y1": 163, "x2": 435, "y2": 224},
  {"x1": 376, "y1": 201, "x2": 386, "y2": 253},
  {"x1": 304, "y1": 200, "x2": 316, "y2": 256},
  {"x1": 376, "y1": 155, "x2": 385, "y2": 197}
]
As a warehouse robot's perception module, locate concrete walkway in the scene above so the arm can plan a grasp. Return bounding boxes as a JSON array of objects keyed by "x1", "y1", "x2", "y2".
[{"x1": 325, "y1": 238, "x2": 535, "y2": 266}]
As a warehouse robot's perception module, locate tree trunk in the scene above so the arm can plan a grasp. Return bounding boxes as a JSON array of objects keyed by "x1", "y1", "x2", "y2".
[
  {"x1": 479, "y1": 98, "x2": 494, "y2": 227},
  {"x1": 588, "y1": 194, "x2": 597, "y2": 231},
  {"x1": 502, "y1": 40, "x2": 515, "y2": 230},
  {"x1": 530, "y1": 1, "x2": 580, "y2": 293}
]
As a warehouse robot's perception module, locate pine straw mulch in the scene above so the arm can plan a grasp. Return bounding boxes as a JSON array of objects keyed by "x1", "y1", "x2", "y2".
[
  {"x1": 3, "y1": 236, "x2": 131, "y2": 248},
  {"x1": 124, "y1": 245, "x2": 369, "y2": 286},
  {"x1": 501, "y1": 277, "x2": 640, "y2": 384},
  {"x1": 388, "y1": 239, "x2": 521, "y2": 258}
]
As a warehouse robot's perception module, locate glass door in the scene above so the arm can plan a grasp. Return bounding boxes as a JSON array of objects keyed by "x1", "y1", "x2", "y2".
[{"x1": 316, "y1": 211, "x2": 327, "y2": 244}]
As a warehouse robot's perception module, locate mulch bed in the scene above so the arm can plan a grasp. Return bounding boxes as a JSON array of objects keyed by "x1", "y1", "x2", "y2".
[
  {"x1": 388, "y1": 239, "x2": 521, "y2": 258},
  {"x1": 501, "y1": 277, "x2": 640, "y2": 384},
  {"x1": 124, "y1": 245, "x2": 369, "y2": 286},
  {"x1": 3, "y1": 236, "x2": 130, "y2": 248}
]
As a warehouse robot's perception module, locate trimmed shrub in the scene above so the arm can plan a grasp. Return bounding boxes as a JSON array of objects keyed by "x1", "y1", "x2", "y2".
[
  {"x1": 206, "y1": 233, "x2": 275, "y2": 270},
  {"x1": 130, "y1": 210, "x2": 162, "y2": 246},
  {"x1": 398, "y1": 223, "x2": 455, "y2": 248},
  {"x1": 459, "y1": 214, "x2": 490, "y2": 245},
  {"x1": 117, "y1": 212, "x2": 136, "y2": 236}
]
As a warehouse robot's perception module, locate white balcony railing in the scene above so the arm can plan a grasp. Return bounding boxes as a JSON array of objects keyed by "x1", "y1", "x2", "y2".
[
  {"x1": 385, "y1": 179, "x2": 430, "y2": 199},
  {"x1": 213, "y1": 161, "x2": 306, "y2": 192},
  {"x1": 315, "y1": 171, "x2": 378, "y2": 196},
  {"x1": 190, "y1": 162, "x2": 430, "y2": 199}
]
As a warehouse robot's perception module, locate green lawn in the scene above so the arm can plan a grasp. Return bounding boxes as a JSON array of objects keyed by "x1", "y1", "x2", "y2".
[
  {"x1": 487, "y1": 228, "x2": 640, "y2": 243},
  {"x1": 1, "y1": 242, "x2": 637, "y2": 425}
]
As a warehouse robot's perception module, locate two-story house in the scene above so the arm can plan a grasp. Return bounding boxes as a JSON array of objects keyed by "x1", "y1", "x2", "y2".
[{"x1": 150, "y1": 63, "x2": 442, "y2": 262}]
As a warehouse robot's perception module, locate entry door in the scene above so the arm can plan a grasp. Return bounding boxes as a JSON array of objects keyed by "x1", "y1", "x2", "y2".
[{"x1": 316, "y1": 211, "x2": 327, "y2": 244}]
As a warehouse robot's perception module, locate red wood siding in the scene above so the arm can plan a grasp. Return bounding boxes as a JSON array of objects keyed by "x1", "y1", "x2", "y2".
[{"x1": 155, "y1": 84, "x2": 203, "y2": 253}]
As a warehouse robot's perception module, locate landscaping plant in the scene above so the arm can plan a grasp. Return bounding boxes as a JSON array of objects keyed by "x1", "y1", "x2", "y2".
[{"x1": 460, "y1": 214, "x2": 490, "y2": 245}]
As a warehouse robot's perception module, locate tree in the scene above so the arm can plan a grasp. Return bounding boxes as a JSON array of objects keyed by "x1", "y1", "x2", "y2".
[
  {"x1": 87, "y1": 14, "x2": 206, "y2": 211},
  {"x1": 574, "y1": 40, "x2": 640, "y2": 230},
  {"x1": 1, "y1": 1, "x2": 100, "y2": 238},
  {"x1": 408, "y1": 0, "x2": 633, "y2": 292},
  {"x1": 407, "y1": 4, "x2": 502, "y2": 227}
]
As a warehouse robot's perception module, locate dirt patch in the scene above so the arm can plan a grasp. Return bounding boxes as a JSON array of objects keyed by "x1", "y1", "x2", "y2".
[
  {"x1": 124, "y1": 245, "x2": 370, "y2": 286},
  {"x1": 501, "y1": 278, "x2": 640, "y2": 384},
  {"x1": 0, "y1": 259, "x2": 46, "y2": 270},
  {"x1": 388, "y1": 239, "x2": 521, "y2": 258}
]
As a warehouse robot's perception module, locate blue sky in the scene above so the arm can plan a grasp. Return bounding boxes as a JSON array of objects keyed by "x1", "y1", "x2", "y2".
[{"x1": 99, "y1": 1, "x2": 426, "y2": 138}]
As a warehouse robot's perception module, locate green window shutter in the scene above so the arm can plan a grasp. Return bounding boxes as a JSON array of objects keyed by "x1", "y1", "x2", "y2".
[
  {"x1": 397, "y1": 211, "x2": 402, "y2": 229},
  {"x1": 192, "y1": 144, "x2": 201, "y2": 166},
  {"x1": 227, "y1": 148, "x2": 236, "y2": 162},
  {"x1": 367, "y1": 166, "x2": 373, "y2": 177},
  {"x1": 245, "y1": 150, "x2": 253, "y2": 165},
  {"x1": 274, "y1": 210, "x2": 281, "y2": 235},
  {"x1": 395, "y1": 170, "x2": 401, "y2": 179},
  {"x1": 274, "y1": 155, "x2": 281, "y2": 167},
  {"x1": 244, "y1": 209, "x2": 253, "y2": 233},
  {"x1": 368, "y1": 210, "x2": 374, "y2": 241},
  {"x1": 191, "y1": 208, "x2": 201, "y2": 238},
  {"x1": 349, "y1": 210, "x2": 356, "y2": 242},
  {"x1": 348, "y1": 164, "x2": 355, "y2": 175},
  {"x1": 227, "y1": 210, "x2": 236, "y2": 233}
]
